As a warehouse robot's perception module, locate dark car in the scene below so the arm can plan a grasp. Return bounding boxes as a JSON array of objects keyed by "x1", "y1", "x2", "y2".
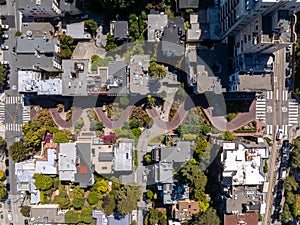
[
  {"x1": 5, "y1": 158, "x2": 9, "y2": 167},
  {"x1": 285, "y1": 77, "x2": 291, "y2": 87},
  {"x1": 24, "y1": 219, "x2": 28, "y2": 225},
  {"x1": 5, "y1": 169, "x2": 9, "y2": 177},
  {"x1": 6, "y1": 183, "x2": 10, "y2": 192},
  {"x1": 0, "y1": 0, "x2": 6, "y2": 5},
  {"x1": 277, "y1": 180, "x2": 284, "y2": 191},
  {"x1": 0, "y1": 16, "x2": 6, "y2": 20},
  {"x1": 282, "y1": 140, "x2": 289, "y2": 148}
]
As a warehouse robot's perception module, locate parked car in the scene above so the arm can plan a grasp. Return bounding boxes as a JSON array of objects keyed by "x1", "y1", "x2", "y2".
[
  {"x1": 1, "y1": 24, "x2": 9, "y2": 30},
  {"x1": 280, "y1": 167, "x2": 287, "y2": 179},
  {"x1": 0, "y1": 15, "x2": 6, "y2": 20},
  {"x1": 285, "y1": 68, "x2": 291, "y2": 77},
  {"x1": 1, "y1": 61, "x2": 9, "y2": 66},
  {"x1": 0, "y1": 0, "x2": 6, "y2": 5},
  {"x1": 1, "y1": 45, "x2": 9, "y2": 50},
  {"x1": 276, "y1": 129, "x2": 284, "y2": 141},
  {"x1": 5, "y1": 169, "x2": 9, "y2": 177},
  {"x1": 282, "y1": 140, "x2": 289, "y2": 148},
  {"x1": 6, "y1": 183, "x2": 10, "y2": 192},
  {"x1": 285, "y1": 77, "x2": 291, "y2": 87},
  {"x1": 286, "y1": 52, "x2": 291, "y2": 62},
  {"x1": 24, "y1": 219, "x2": 28, "y2": 225},
  {"x1": 8, "y1": 211, "x2": 12, "y2": 221},
  {"x1": 1, "y1": 34, "x2": 8, "y2": 39},
  {"x1": 5, "y1": 158, "x2": 9, "y2": 167}
]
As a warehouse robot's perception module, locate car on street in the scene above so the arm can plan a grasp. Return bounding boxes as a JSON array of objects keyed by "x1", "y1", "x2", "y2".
[
  {"x1": 5, "y1": 158, "x2": 9, "y2": 167},
  {"x1": 5, "y1": 169, "x2": 9, "y2": 177},
  {"x1": 0, "y1": 0, "x2": 6, "y2": 5},
  {"x1": 24, "y1": 219, "x2": 28, "y2": 225},
  {"x1": 1, "y1": 45, "x2": 9, "y2": 50},
  {"x1": 1, "y1": 24, "x2": 9, "y2": 30},
  {"x1": 276, "y1": 129, "x2": 284, "y2": 140},
  {"x1": 8, "y1": 211, "x2": 12, "y2": 221},
  {"x1": 1, "y1": 61, "x2": 9, "y2": 67},
  {"x1": 1, "y1": 34, "x2": 8, "y2": 39},
  {"x1": 0, "y1": 15, "x2": 6, "y2": 20},
  {"x1": 6, "y1": 183, "x2": 10, "y2": 192},
  {"x1": 280, "y1": 167, "x2": 287, "y2": 179},
  {"x1": 285, "y1": 77, "x2": 291, "y2": 87}
]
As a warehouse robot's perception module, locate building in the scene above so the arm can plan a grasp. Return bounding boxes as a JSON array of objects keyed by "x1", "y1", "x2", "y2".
[
  {"x1": 147, "y1": 14, "x2": 168, "y2": 42},
  {"x1": 161, "y1": 17, "x2": 185, "y2": 57},
  {"x1": 18, "y1": 0, "x2": 61, "y2": 18},
  {"x1": 61, "y1": 59, "x2": 89, "y2": 96},
  {"x1": 15, "y1": 36, "x2": 61, "y2": 69},
  {"x1": 92, "y1": 139, "x2": 134, "y2": 175},
  {"x1": 111, "y1": 21, "x2": 128, "y2": 42},
  {"x1": 60, "y1": 0, "x2": 82, "y2": 16},
  {"x1": 21, "y1": 22, "x2": 55, "y2": 39},
  {"x1": 224, "y1": 211, "x2": 259, "y2": 225},
  {"x1": 18, "y1": 69, "x2": 62, "y2": 95},
  {"x1": 15, "y1": 160, "x2": 36, "y2": 192},
  {"x1": 178, "y1": 0, "x2": 199, "y2": 9},
  {"x1": 65, "y1": 22, "x2": 91, "y2": 40},
  {"x1": 221, "y1": 140, "x2": 269, "y2": 214},
  {"x1": 173, "y1": 199, "x2": 200, "y2": 222},
  {"x1": 129, "y1": 55, "x2": 150, "y2": 95},
  {"x1": 30, "y1": 204, "x2": 65, "y2": 225},
  {"x1": 92, "y1": 210, "x2": 131, "y2": 225},
  {"x1": 35, "y1": 142, "x2": 58, "y2": 175},
  {"x1": 58, "y1": 142, "x2": 94, "y2": 188}
]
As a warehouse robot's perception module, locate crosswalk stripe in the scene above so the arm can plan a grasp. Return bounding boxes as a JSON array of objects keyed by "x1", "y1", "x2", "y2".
[
  {"x1": 267, "y1": 91, "x2": 272, "y2": 100},
  {"x1": 276, "y1": 90, "x2": 279, "y2": 100},
  {"x1": 5, "y1": 123, "x2": 22, "y2": 131}
]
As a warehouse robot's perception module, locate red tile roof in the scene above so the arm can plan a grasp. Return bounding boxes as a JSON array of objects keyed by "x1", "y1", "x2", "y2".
[
  {"x1": 224, "y1": 212, "x2": 258, "y2": 225},
  {"x1": 77, "y1": 164, "x2": 88, "y2": 174}
]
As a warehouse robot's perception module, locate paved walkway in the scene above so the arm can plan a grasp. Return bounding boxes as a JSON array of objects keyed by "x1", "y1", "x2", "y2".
[
  {"x1": 49, "y1": 108, "x2": 83, "y2": 129},
  {"x1": 81, "y1": 109, "x2": 91, "y2": 131}
]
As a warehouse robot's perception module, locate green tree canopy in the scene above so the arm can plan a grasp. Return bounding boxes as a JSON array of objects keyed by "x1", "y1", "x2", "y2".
[
  {"x1": 223, "y1": 131, "x2": 236, "y2": 141},
  {"x1": 102, "y1": 194, "x2": 116, "y2": 216},
  {"x1": 34, "y1": 174, "x2": 54, "y2": 191},
  {"x1": 144, "y1": 208, "x2": 167, "y2": 225},
  {"x1": 91, "y1": 55, "x2": 114, "y2": 70},
  {"x1": 284, "y1": 176, "x2": 299, "y2": 192},
  {"x1": 0, "y1": 183, "x2": 6, "y2": 199},
  {"x1": 65, "y1": 210, "x2": 79, "y2": 224},
  {"x1": 0, "y1": 170, "x2": 4, "y2": 180},
  {"x1": 72, "y1": 198, "x2": 84, "y2": 209},
  {"x1": 20, "y1": 206, "x2": 30, "y2": 217},
  {"x1": 84, "y1": 20, "x2": 98, "y2": 37},
  {"x1": 54, "y1": 191, "x2": 71, "y2": 209},
  {"x1": 281, "y1": 203, "x2": 293, "y2": 223},
  {"x1": 87, "y1": 191, "x2": 99, "y2": 205},
  {"x1": 9, "y1": 141, "x2": 32, "y2": 162},
  {"x1": 189, "y1": 207, "x2": 220, "y2": 225},
  {"x1": 72, "y1": 186, "x2": 84, "y2": 199},
  {"x1": 116, "y1": 185, "x2": 140, "y2": 215},
  {"x1": 59, "y1": 34, "x2": 75, "y2": 59},
  {"x1": 0, "y1": 64, "x2": 6, "y2": 87},
  {"x1": 150, "y1": 62, "x2": 167, "y2": 79},
  {"x1": 53, "y1": 132, "x2": 69, "y2": 143},
  {"x1": 120, "y1": 96, "x2": 130, "y2": 106},
  {"x1": 80, "y1": 207, "x2": 93, "y2": 224}
]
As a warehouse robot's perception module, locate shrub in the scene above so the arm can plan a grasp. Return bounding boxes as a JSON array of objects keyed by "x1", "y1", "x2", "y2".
[
  {"x1": 20, "y1": 206, "x2": 30, "y2": 217},
  {"x1": 134, "y1": 150, "x2": 138, "y2": 168}
]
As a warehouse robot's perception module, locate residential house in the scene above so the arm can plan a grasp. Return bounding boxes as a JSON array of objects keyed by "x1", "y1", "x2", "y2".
[
  {"x1": 221, "y1": 141, "x2": 269, "y2": 214},
  {"x1": 30, "y1": 204, "x2": 65, "y2": 225},
  {"x1": 18, "y1": 0, "x2": 61, "y2": 18},
  {"x1": 161, "y1": 17, "x2": 185, "y2": 57},
  {"x1": 21, "y1": 22, "x2": 55, "y2": 40},
  {"x1": 15, "y1": 36, "x2": 61, "y2": 69},
  {"x1": 173, "y1": 199, "x2": 200, "y2": 222},
  {"x1": 147, "y1": 14, "x2": 168, "y2": 42},
  {"x1": 92, "y1": 210, "x2": 131, "y2": 225},
  {"x1": 58, "y1": 142, "x2": 94, "y2": 188},
  {"x1": 61, "y1": 59, "x2": 89, "y2": 96},
  {"x1": 64, "y1": 22, "x2": 91, "y2": 40},
  {"x1": 111, "y1": 21, "x2": 128, "y2": 42},
  {"x1": 177, "y1": 0, "x2": 199, "y2": 9},
  {"x1": 129, "y1": 54, "x2": 150, "y2": 95},
  {"x1": 15, "y1": 160, "x2": 36, "y2": 192},
  {"x1": 224, "y1": 212, "x2": 259, "y2": 225},
  {"x1": 35, "y1": 142, "x2": 58, "y2": 175},
  {"x1": 88, "y1": 59, "x2": 128, "y2": 96},
  {"x1": 60, "y1": 0, "x2": 82, "y2": 16},
  {"x1": 92, "y1": 139, "x2": 134, "y2": 176}
]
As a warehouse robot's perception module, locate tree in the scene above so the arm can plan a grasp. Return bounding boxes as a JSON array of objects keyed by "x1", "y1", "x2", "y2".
[
  {"x1": 0, "y1": 183, "x2": 6, "y2": 199},
  {"x1": 189, "y1": 207, "x2": 220, "y2": 225},
  {"x1": 281, "y1": 203, "x2": 293, "y2": 223},
  {"x1": 0, "y1": 170, "x2": 4, "y2": 180},
  {"x1": 150, "y1": 62, "x2": 167, "y2": 79},
  {"x1": 147, "y1": 95, "x2": 156, "y2": 107},
  {"x1": 132, "y1": 128, "x2": 141, "y2": 138},
  {"x1": 144, "y1": 208, "x2": 167, "y2": 225},
  {"x1": 286, "y1": 191, "x2": 296, "y2": 205},
  {"x1": 91, "y1": 55, "x2": 114, "y2": 70},
  {"x1": 20, "y1": 206, "x2": 30, "y2": 217},
  {"x1": 0, "y1": 136, "x2": 5, "y2": 149},
  {"x1": 120, "y1": 96, "x2": 130, "y2": 106},
  {"x1": 199, "y1": 124, "x2": 210, "y2": 134},
  {"x1": 65, "y1": 210, "x2": 79, "y2": 224},
  {"x1": 146, "y1": 190, "x2": 153, "y2": 200},
  {"x1": 80, "y1": 207, "x2": 93, "y2": 224},
  {"x1": 54, "y1": 191, "x2": 71, "y2": 209},
  {"x1": 33, "y1": 174, "x2": 54, "y2": 191},
  {"x1": 72, "y1": 198, "x2": 84, "y2": 209},
  {"x1": 143, "y1": 154, "x2": 152, "y2": 164},
  {"x1": 105, "y1": 34, "x2": 117, "y2": 51},
  {"x1": 74, "y1": 118, "x2": 84, "y2": 130},
  {"x1": 87, "y1": 191, "x2": 99, "y2": 205},
  {"x1": 0, "y1": 64, "x2": 6, "y2": 87},
  {"x1": 284, "y1": 176, "x2": 299, "y2": 192},
  {"x1": 91, "y1": 178, "x2": 109, "y2": 194},
  {"x1": 291, "y1": 149, "x2": 300, "y2": 168},
  {"x1": 223, "y1": 131, "x2": 236, "y2": 141},
  {"x1": 102, "y1": 194, "x2": 116, "y2": 215},
  {"x1": 115, "y1": 185, "x2": 140, "y2": 215},
  {"x1": 84, "y1": 20, "x2": 98, "y2": 37},
  {"x1": 35, "y1": 109, "x2": 56, "y2": 127},
  {"x1": 263, "y1": 161, "x2": 268, "y2": 173},
  {"x1": 59, "y1": 34, "x2": 75, "y2": 59},
  {"x1": 194, "y1": 138, "x2": 208, "y2": 161},
  {"x1": 53, "y1": 132, "x2": 69, "y2": 143},
  {"x1": 9, "y1": 141, "x2": 31, "y2": 162},
  {"x1": 72, "y1": 186, "x2": 84, "y2": 199}
]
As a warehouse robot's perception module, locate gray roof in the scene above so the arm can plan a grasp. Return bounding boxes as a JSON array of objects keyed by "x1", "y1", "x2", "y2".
[
  {"x1": 160, "y1": 141, "x2": 191, "y2": 163},
  {"x1": 99, "y1": 152, "x2": 114, "y2": 162},
  {"x1": 31, "y1": 204, "x2": 65, "y2": 224},
  {"x1": 60, "y1": 0, "x2": 82, "y2": 15},
  {"x1": 75, "y1": 142, "x2": 94, "y2": 188},
  {"x1": 58, "y1": 143, "x2": 77, "y2": 182},
  {"x1": 147, "y1": 14, "x2": 168, "y2": 42},
  {"x1": 114, "y1": 21, "x2": 128, "y2": 40},
  {"x1": 178, "y1": 0, "x2": 199, "y2": 9},
  {"x1": 107, "y1": 214, "x2": 130, "y2": 225},
  {"x1": 18, "y1": 0, "x2": 54, "y2": 9},
  {"x1": 35, "y1": 147, "x2": 58, "y2": 175},
  {"x1": 66, "y1": 22, "x2": 91, "y2": 40},
  {"x1": 155, "y1": 162, "x2": 173, "y2": 184},
  {"x1": 14, "y1": 54, "x2": 56, "y2": 70},
  {"x1": 114, "y1": 141, "x2": 133, "y2": 171},
  {"x1": 61, "y1": 59, "x2": 89, "y2": 96},
  {"x1": 162, "y1": 17, "x2": 185, "y2": 57},
  {"x1": 107, "y1": 60, "x2": 128, "y2": 96},
  {"x1": 16, "y1": 36, "x2": 57, "y2": 54}
]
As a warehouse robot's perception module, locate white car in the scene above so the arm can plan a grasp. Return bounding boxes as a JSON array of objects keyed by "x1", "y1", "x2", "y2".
[
  {"x1": 1, "y1": 61, "x2": 9, "y2": 65},
  {"x1": 1, "y1": 45, "x2": 8, "y2": 50},
  {"x1": 1, "y1": 24, "x2": 9, "y2": 30},
  {"x1": 1, "y1": 34, "x2": 8, "y2": 39},
  {"x1": 7, "y1": 211, "x2": 12, "y2": 221},
  {"x1": 276, "y1": 129, "x2": 284, "y2": 141}
]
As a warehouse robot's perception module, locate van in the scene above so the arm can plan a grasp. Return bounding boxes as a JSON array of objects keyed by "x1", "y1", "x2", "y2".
[
  {"x1": 276, "y1": 129, "x2": 284, "y2": 141},
  {"x1": 280, "y1": 167, "x2": 287, "y2": 179}
]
